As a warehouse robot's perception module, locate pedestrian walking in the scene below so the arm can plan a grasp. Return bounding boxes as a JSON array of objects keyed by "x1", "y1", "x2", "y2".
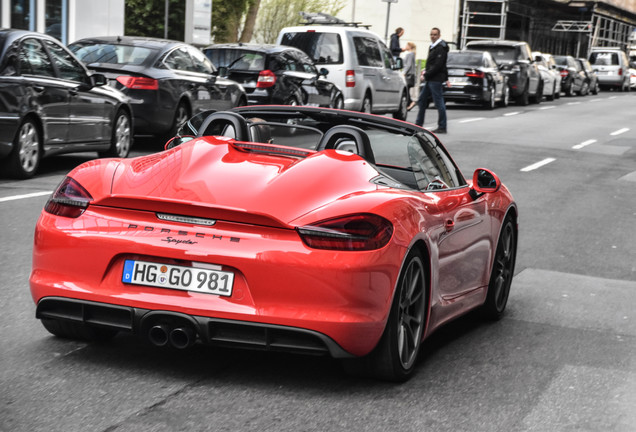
[
  {"x1": 390, "y1": 27, "x2": 404, "y2": 59},
  {"x1": 402, "y1": 42, "x2": 417, "y2": 111},
  {"x1": 415, "y1": 27, "x2": 449, "y2": 133}
]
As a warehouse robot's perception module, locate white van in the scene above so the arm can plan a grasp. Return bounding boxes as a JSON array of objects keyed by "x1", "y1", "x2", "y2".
[
  {"x1": 277, "y1": 24, "x2": 408, "y2": 120},
  {"x1": 588, "y1": 47, "x2": 631, "y2": 91}
]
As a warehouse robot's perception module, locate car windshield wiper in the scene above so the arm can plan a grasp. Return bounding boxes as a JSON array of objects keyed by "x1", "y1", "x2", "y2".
[{"x1": 227, "y1": 55, "x2": 246, "y2": 69}]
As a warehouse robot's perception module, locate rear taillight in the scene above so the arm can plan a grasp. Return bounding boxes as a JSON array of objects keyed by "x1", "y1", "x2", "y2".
[
  {"x1": 346, "y1": 69, "x2": 355, "y2": 87},
  {"x1": 465, "y1": 70, "x2": 485, "y2": 78},
  {"x1": 560, "y1": 70, "x2": 568, "y2": 77},
  {"x1": 44, "y1": 177, "x2": 93, "y2": 218},
  {"x1": 297, "y1": 214, "x2": 393, "y2": 251},
  {"x1": 256, "y1": 70, "x2": 276, "y2": 88},
  {"x1": 618, "y1": 68, "x2": 623, "y2": 76},
  {"x1": 116, "y1": 76, "x2": 159, "y2": 90}
]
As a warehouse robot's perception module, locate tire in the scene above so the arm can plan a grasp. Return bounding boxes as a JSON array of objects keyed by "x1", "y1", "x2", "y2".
[
  {"x1": 286, "y1": 96, "x2": 299, "y2": 106},
  {"x1": 483, "y1": 84, "x2": 495, "y2": 110},
  {"x1": 578, "y1": 81, "x2": 589, "y2": 96},
  {"x1": 392, "y1": 91, "x2": 408, "y2": 120},
  {"x1": 591, "y1": 81, "x2": 599, "y2": 95},
  {"x1": 530, "y1": 81, "x2": 542, "y2": 104},
  {"x1": 515, "y1": 85, "x2": 529, "y2": 106},
  {"x1": 498, "y1": 84, "x2": 510, "y2": 107},
  {"x1": 361, "y1": 93, "x2": 372, "y2": 113},
  {"x1": 331, "y1": 92, "x2": 344, "y2": 109},
  {"x1": 98, "y1": 110, "x2": 132, "y2": 158},
  {"x1": 236, "y1": 96, "x2": 247, "y2": 107},
  {"x1": 344, "y1": 249, "x2": 427, "y2": 382},
  {"x1": 482, "y1": 218, "x2": 517, "y2": 321},
  {"x1": 4, "y1": 118, "x2": 41, "y2": 179},
  {"x1": 566, "y1": 81, "x2": 575, "y2": 97},
  {"x1": 41, "y1": 318, "x2": 118, "y2": 342}
]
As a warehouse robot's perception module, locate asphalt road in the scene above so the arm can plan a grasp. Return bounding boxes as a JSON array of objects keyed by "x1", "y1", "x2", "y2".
[{"x1": 1, "y1": 92, "x2": 635, "y2": 432}]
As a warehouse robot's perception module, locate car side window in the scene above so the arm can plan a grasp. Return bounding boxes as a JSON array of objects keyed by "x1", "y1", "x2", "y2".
[
  {"x1": 164, "y1": 47, "x2": 196, "y2": 72},
  {"x1": 297, "y1": 51, "x2": 317, "y2": 74},
  {"x1": 18, "y1": 38, "x2": 55, "y2": 77},
  {"x1": 281, "y1": 52, "x2": 300, "y2": 71},
  {"x1": 187, "y1": 46, "x2": 215, "y2": 74},
  {"x1": 353, "y1": 37, "x2": 383, "y2": 68},
  {"x1": 379, "y1": 43, "x2": 395, "y2": 69},
  {"x1": 43, "y1": 40, "x2": 88, "y2": 83},
  {"x1": 408, "y1": 134, "x2": 462, "y2": 191}
]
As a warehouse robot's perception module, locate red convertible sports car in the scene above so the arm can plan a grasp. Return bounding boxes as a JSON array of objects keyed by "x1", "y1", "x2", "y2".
[{"x1": 30, "y1": 106, "x2": 517, "y2": 381}]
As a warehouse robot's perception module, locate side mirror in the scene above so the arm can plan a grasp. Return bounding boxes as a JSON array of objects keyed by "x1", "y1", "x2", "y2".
[
  {"x1": 470, "y1": 168, "x2": 501, "y2": 199},
  {"x1": 165, "y1": 135, "x2": 195, "y2": 150},
  {"x1": 394, "y1": 57, "x2": 403, "y2": 70},
  {"x1": 91, "y1": 73, "x2": 108, "y2": 87},
  {"x1": 217, "y1": 66, "x2": 228, "y2": 77},
  {"x1": 319, "y1": 67, "x2": 329, "y2": 77}
]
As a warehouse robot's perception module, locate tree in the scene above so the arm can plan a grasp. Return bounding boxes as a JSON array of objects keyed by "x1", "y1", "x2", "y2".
[
  {"x1": 211, "y1": 0, "x2": 262, "y2": 43},
  {"x1": 254, "y1": 0, "x2": 346, "y2": 44},
  {"x1": 125, "y1": 0, "x2": 185, "y2": 41}
]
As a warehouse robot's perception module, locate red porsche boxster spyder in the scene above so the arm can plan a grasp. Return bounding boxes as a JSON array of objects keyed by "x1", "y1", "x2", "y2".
[{"x1": 30, "y1": 106, "x2": 517, "y2": 381}]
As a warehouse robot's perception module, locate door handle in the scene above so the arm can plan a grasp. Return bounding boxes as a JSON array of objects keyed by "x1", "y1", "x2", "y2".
[
  {"x1": 32, "y1": 85, "x2": 45, "y2": 93},
  {"x1": 445, "y1": 219, "x2": 455, "y2": 232},
  {"x1": 69, "y1": 88, "x2": 78, "y2": 96}
]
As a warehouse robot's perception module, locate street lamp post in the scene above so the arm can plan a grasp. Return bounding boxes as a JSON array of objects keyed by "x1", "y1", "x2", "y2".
[{"x1": 382, "y1": 0, "x2": 398, "y2": 42}]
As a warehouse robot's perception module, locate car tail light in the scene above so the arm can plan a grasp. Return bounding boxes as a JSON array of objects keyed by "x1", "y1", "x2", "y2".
[
  {"x1": 465, "y1": 70, "x2": 485, "y2": 78},
  {"x1": 44, "y1": 177, "x2": 93, "y2": 218},
  {"x1": 297, "y1": 214, "x2": 393, "y2": 251},
  {"x1": 116, "y1": 76, "x2": 159, "y2": 90},
  {"x1": 618, "y1": 68, "x2": 623, "y2": 76},
  {"x1": 346, "y1": 70, "x2": 355, "y2": 87},
  {"x1": 560, "y1": 70, "x2": 568, "y2": 77},
  {"x1": 256, "y1": 70, "x2": 276, "y2": 88}
]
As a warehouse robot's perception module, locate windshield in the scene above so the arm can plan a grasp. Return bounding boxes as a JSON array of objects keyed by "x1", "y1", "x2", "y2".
[
  {"x1": 447, "y1": 52, "x2": 482, "y2": 67},
  {"x1": 69, "y1": 43, "x2": 156, "y2": 65},
  {"x1": 280, "y1": 32, "x2": 343, "y2": 65},
  {"x1": 471, "y1": 46, "x2": 516, "y2": 62},
  {"x1": 205, "y1": 49, "x2": 266, "y2": 70}
]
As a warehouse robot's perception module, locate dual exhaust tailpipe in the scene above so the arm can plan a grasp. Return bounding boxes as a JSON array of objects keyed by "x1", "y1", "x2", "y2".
[{"x1": 148, "y1": 324, "x2": 197, "y2": 349}]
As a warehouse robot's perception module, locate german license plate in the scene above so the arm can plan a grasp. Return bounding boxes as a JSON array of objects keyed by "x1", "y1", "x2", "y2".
[
  {"x1": 449, "y1": 76, "x2": 468, "y2": 85},
  {"x1": 122, "y1": 260, "x2": 233, "y2": 296}
]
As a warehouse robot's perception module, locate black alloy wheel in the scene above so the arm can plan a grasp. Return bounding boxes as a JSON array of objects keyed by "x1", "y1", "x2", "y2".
[{"x1": 482, "y1": 218, "x2": 517, "y2": 320}]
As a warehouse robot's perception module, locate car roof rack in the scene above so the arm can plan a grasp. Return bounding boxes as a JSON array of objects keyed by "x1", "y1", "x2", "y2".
[{"x1": 299, "y1": 12, "x2": 371, "y2": 29}]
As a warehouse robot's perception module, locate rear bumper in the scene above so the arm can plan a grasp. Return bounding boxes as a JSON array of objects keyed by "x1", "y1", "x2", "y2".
[
  {"x1": 36, "y1": 297, "x2": 352, "y2": 357},
  {"x1": 443, "y1": 85, "x2": 487, "y2": 103}
]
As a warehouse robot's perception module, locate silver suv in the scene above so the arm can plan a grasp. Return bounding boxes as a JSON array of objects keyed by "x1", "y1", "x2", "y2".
[
  {"x1": 277, "y1": 22, "x2": 408, "y2": 120},
  {"x1": 588, "y1": 47, "x2": 631, "y2": 91}
]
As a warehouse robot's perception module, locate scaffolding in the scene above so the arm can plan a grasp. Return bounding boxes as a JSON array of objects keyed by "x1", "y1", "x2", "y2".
[{"x1": 460, "y1": 0, "x2": 509, "y2": 48}]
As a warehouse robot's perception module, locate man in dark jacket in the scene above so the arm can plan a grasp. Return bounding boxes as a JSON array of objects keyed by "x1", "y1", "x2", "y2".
[
  {"x1": 390, "y1": 27, "x2": 404, "y2": 59},
  {"x1": 415, "y1": 27, "x2": 448, "y2": 133}
]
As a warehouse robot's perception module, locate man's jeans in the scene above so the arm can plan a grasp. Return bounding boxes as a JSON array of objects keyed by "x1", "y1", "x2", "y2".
[{"x1": 415, "y1": 81, "x2": 446, "y2": 129}]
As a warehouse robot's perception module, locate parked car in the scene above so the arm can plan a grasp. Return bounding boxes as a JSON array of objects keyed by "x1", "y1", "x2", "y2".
[
  {"x1": 0, "y1": 29, "x2": 133, "y2": 179},
  {"x1": 31, "y1": 105, "x2": 517, "y2": 382},
  {"x1": 69, "y1": 36, "x2": 247, "y2": 139},
  {"x1": 277, "y1": 18, "x2": 408, "y2": 120},
  {"x1": 588, "y1": 47, "x2": 631, "y2": 91},
  {"x1": 443, "y1": 50, "x2": 509, "y2": 109},
  {"x1": 203, "y1": 43, "x2": 343, "y2": 109},
  {"x1": 554, "y1": 55, "x2": 587, "y2": 96},
  {"x1": 465, "y1": 40, "x2": 542, "y2": 105},
  {"x1": 533, "y1": 51, "x2": 561, "y2": 100},
  {"x1": 630, "y1": 68, "x2": 636, "y2": 89},
  {"x1": 576, "y1": 58, "x2": 600, "y2": 95}
]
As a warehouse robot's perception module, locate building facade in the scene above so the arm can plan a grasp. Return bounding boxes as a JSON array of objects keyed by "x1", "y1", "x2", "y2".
[{"x1": 1, "y1": 0, "x2": 124, "y2": 44}]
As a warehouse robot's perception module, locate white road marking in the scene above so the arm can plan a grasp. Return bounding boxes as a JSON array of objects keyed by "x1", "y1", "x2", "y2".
[
  {"x1": 540, "y1": 106, "x2": 556, "y2": 110},
  {"x1": 573, "y1": 139, "x2": 597, "y2": 150},
  {"x1": 504, "y1": 112, "x2": 520, "y2": 117},
  {"x1": 459, "y1": 117, "x2": 485, "y2": 123},
  {"x1": 0, "y1": 191, "x2": 52, "y2": 203},
  {"x1": 609, "y1": 96, "x2": 617, "y2": 99},
  {"x1": 610, "y1": 128, "x2": 629, "y2": 136},
  {"x1": 590, "y1": 99, "x2": 602, "y2": 103},
  {"x1": 521, "y1": 158, "x2": 556, "y2": 172},
  {"x1": 567, "y1": 102, "x2": 581, "y2": 105}
]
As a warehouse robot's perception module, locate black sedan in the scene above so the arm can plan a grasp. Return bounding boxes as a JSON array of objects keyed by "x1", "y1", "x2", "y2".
[
  {"x1": 203, "y1": 43, "x2": 344, "y2": 108},
  {"x1": 443, "y1": 50, "x2": 509, "y2": 109},
  {"x1": 0, "y1": 29, "x2": 132, "y2": 179},
  {"x1": 69, "y1": 37, "x2": 247, "y2": 139},
  {"x1": 554, "y1": 55, "x2": 587, "y2": 96}
]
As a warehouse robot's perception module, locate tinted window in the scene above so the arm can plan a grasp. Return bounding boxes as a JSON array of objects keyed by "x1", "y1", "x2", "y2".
[
  {"x1": 472, "y1": 45, "x2": 516, "y2": 62},
  {"x1": 589, "y1": 52, "x2": 619, "y2": 66},
  {"x1": 379, "y1": 43, "x2": 395, "y2": 69},
  {"x1": 296, "y1": 51, "x2": 317, "y2": 74},
  {"x1": 353, "y1": 37, "x2": 383, "y2": 67},
  {"x1": 44, "y1": 40, "x2": 86, "y2": 82},
  {"x1": 19, "y1": 38, "x2": 55, "y2": 77},
  {"x1": 186, "y1": 46, "x2": 214, "y2": 74},
  {"x1": 205, "y1": 49, "x2": 266, "y2": 71},
  {"x1": 554, "y1": 56, "x2": 568, "y2": 66},
  {"x1": 280, "y1": 32, "x2": 343, "y2": 65},
  {"x1": 164, "y1": 47, "x2": 196, "y2": 71},
  {"x1": 70, "y1": 43, "x2": 156, "y2": 66},
  {"x1": 448, "y1": 52, "x2": 483, "y2": 67}
]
